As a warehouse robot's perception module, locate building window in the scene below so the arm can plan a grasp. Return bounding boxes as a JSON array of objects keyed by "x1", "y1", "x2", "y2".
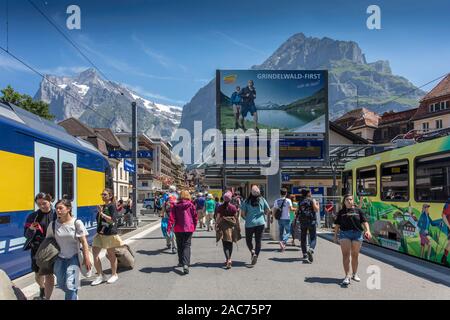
[
  {"x1": 142, "y1": 182, "x2": 148, "y2": 187},
  {"x1": 422, "y1": 122, "x2": 429, "y2": 132},
  {"x1": 39, "y1": 157, "x2": 55, "y2": 200},
  {"x1": 382, "y1": 129, "x2": 389, "y2": 139},
  {"x1": 381, "y1": 160, "x2": 409, "y2": 201},
  {"x1": 61, "y1": 162, "x2": 74, "y2": 201},
  {"x1": 415, "y1": 153, "x2": 450, "y2": 202},
  {"x1": 436, "y1": 119, "x2": 443, "y2": 129},
  {"x1": 356, "y1": 166, "x2": 377, "y2": 196}
]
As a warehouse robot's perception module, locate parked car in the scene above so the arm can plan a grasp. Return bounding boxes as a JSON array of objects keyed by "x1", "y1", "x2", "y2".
[{"x1": 143, "y1": 198, "x2": 155, "y2": 209}]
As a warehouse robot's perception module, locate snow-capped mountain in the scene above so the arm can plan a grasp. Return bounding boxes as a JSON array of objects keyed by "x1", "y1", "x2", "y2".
[
  {"x1": 258, "y1": 101, "x2": 280, "y2": 109},
  {"x1": 35, "y1": 68, "x2": 182, "y2": 139}
]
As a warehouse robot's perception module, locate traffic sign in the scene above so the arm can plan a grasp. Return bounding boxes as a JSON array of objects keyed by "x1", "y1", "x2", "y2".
[
  {"x1": 281, "y1": 173, "x2": 290, "y2": 182},
  {"x1": 124, "y1": 159, "x2": 135, "y2": 173},
  {"x1": 108, "y1": 150, "x2": 153, "y2": 159}
]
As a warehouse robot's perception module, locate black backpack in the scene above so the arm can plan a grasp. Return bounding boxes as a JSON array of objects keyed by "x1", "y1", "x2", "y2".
[
  {"x1": 274, "y1": 198, "x2": 287, "y2": 220},
  {"x1": 296, "y1": 198, "x2": 316, "y2": 224}
]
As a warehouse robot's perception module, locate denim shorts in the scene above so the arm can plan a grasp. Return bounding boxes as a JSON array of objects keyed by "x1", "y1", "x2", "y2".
[{"x1": 340, "y1": 230, "x2": 363, "y2": 242}]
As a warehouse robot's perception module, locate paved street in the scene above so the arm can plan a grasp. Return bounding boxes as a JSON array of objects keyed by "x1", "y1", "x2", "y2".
[{"x1": 32, "y1": 221, "x2": 450, "y2": 300}]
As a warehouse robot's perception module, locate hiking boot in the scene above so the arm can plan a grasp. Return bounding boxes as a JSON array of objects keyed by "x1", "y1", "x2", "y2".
[
  {"x1": 183, "y1": 265, "x2": 189, "y2": 274},
  {"x1": 352, "y1": 274, "x2": 361, "y2": 282},
  {"x1": 307, "y1": 249, "x2": 314, "y2": 263},
  {"x1": 341, "y1": 277, "x2": 351, "y2": 286}
]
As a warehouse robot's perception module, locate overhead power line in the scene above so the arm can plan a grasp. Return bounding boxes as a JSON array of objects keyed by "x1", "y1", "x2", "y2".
[{"x1": 28, "y1": 0, "x2": 124, "y2": 96}]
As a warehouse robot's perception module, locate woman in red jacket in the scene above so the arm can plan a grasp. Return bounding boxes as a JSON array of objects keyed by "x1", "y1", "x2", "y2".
[{"x1": 167, "y1": 190, "x2": 198, "y2": 274}]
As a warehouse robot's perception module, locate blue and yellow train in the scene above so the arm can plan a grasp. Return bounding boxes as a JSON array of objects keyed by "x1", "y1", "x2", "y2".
[{"x1": 0, "y1": 101, "x2": 112, "y2": 279}]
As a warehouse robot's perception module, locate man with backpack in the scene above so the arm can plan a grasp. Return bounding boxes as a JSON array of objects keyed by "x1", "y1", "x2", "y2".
[
  {"x1": 272, "y1": 188, "x2": 294, "y2": 252},
  {"x1": 194, "y1": 193, "x2": 206, "y2": 229},
  {"x1": 296, "y1": 189, "x2": 320, "y2": 263}
]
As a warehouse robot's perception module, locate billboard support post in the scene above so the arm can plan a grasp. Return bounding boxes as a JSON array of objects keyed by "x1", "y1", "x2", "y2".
[{"x1": 131, "y1": 101, "x2": 138, "y2": 227}]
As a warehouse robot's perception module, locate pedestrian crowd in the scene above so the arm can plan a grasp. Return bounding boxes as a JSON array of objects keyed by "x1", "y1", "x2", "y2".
[{"x1": 22, "y1": 185, "x2": 373, "y2": 300}]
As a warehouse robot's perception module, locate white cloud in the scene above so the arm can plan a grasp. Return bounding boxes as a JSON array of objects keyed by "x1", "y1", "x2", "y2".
[
  {"x1": 0, "y1": 54, "x2": 33, "y2": 73},
  {"x1": 132, "y1": 34, "x2": 188, "y2": 72},
  {"x1": 39, "y1": 66, "x2": 89, "y2": 76},
  {"x1": 213, "y1": 31, "x2": 267, "y2": 56},
  {"x1": 76, "y1": 35, "x2": 182, "y2": 81},
  {"x1": 125, "y1": 84, "x2": 186, "y2": 106}
]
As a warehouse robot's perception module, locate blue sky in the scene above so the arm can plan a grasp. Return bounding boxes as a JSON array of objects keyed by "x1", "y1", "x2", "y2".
[{"x1": 0, "y1": 0, "x2": 449, "y2": 107}]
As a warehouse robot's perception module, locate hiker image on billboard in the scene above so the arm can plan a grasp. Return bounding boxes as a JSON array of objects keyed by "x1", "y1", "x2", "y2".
[{"x1": 217, "y1": 70, "x2": 327, "y2": 134}]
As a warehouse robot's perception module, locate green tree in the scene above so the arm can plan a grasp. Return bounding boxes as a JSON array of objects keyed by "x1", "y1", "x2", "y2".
[{"x1": 1, "y1": 85, "x2": 55, "y2": 120}]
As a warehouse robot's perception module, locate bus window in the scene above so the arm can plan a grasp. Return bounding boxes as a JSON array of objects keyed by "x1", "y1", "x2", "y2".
[
  {"x1": 381, "y1": 160, "x2": 409, "y2": 201},
  {"x1": 342, "y1": 170, "x2": 353, "y2": 195},
  {"x1": 415, "y1": 153, "x2": 450, "y2": 202},
  {"x1": 356, "y1": 166, "x2": 377, "y2": 196}
]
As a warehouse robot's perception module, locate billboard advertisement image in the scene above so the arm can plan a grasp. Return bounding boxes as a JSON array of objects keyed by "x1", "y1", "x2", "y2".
[{"x1": 216, "y1": 70, "x2": 328, "y2": 134}]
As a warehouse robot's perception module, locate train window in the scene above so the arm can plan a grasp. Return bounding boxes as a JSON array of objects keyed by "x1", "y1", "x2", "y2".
[
  {"x1": 342, "y1": 171, "x2": 353, "y2": 195},
  {"x1": 105, "y1": 165, "x2": 114, "y2": 190},
  {"x1": 39, "y1": 157, "x2": 55, "y2": 200},
  {"x1": 415, "y1": 153, "x2": 450, "y2": 202},
  {"x1": 356, "y1": 166, "x2": 377, "y2": 196},
  {"x1": 61, "y1": 162, "x2": 74, "y2": 201},
  {"x1": 381, "y1": 160, "x2": 409, "y2": 201}
]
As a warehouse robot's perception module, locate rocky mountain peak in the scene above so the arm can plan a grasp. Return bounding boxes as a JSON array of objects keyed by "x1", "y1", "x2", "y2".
[{"x1": 254, "y1": 33, "x2": 367, "y2": 70}]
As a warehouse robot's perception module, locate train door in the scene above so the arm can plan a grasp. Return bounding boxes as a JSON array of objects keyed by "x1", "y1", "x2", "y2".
[
  {"x1": 34, "y1": 142, "x2": 58, "y2": 208},
  {"x1": 59, "y1": 149, "x2": 77, "y2": 218},
  {"x1": 34, "y1": 143, "x2": 78, "y2": 217}
]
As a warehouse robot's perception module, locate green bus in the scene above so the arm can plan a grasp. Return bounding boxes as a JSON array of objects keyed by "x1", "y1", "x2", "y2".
[{"x1": 342, "y1": 135, "x2": 450, "y2": 267}]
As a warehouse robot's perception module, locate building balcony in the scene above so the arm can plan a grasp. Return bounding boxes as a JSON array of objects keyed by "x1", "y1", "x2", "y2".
[{"x1": 138, "y1": 173, "x2": 155, "y2": 180}]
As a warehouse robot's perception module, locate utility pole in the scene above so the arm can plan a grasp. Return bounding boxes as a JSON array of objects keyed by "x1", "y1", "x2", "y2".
[{"x1": 131, "y1": 101, "x2": 138, "y2": 227}]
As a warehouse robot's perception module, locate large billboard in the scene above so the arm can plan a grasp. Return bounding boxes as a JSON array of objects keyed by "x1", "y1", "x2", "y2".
[
  {"x1": 216, "y1": 70, "x2": 328, "y2": 134},
  {"x1": 216, "y1": 70, "x2": 329, "y2": 163}
]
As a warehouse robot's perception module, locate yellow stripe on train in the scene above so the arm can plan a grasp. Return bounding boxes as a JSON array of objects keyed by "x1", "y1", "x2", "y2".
[
  {"x1": 0, "y1": 150, "x2": 34, "y2": 212},
  {"x1": 77, "y1": 167, "x2": 105, "y2": 207}
]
